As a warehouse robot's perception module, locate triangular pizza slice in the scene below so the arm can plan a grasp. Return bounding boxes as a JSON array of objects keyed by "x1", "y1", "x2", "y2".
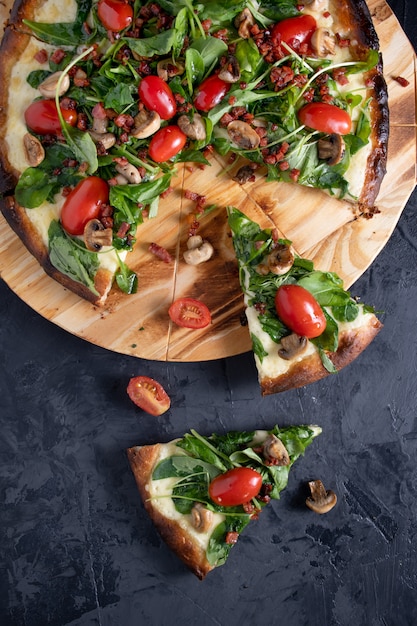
[
  {"x1": 227, "y1": 207, "x2": 382, "y2": 394},
  {"x1": 127, "y1": 423, "x2": 321, "y2": 579}
]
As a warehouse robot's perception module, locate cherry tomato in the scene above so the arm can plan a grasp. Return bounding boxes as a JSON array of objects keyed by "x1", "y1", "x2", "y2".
[
  {"x1": 148, "y1": 126, "x2": 187, "y2": 163},
  {"x1": 209, "y1": 467, "x2": 263, "y2": 506},
  {"x1": 275, "y1": 284, "x2": 326, "y2": 339},
  {"x1": 271, "y1": 14, "x2": 317, "y2": 50},
  {"x1": 298, "y1": 102, "x2": 352, "y2": 135},
  {"x1": 138, "y1": 75, "x2": 177, "y2": 120},
  {"x1": 168, "y1": 297, "x2": 211, "y2": 329},
  {"x1": 60, "y1": 177, "x2": 109, "y2": 236},
  {"x1": 194, "y1": 75, "x2": 231, "y2": 112},
  {"x1": 97, "y1": 0, "x2": 133, "y2": 32},
  {"x1": 127, "y1": 375, "x2": 171, "y2": 416},
  {"x1": 24, "y1": 99, "x2": 77, "y2": 136}
]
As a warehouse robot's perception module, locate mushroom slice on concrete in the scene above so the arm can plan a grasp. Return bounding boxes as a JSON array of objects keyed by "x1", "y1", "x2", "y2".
[{"x1": 306, "y1": 479, "x2": 337, "y2": 514}]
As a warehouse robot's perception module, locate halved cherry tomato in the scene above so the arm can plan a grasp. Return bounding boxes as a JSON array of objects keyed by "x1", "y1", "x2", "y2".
[
  {"x1": 138, "y1": 75, "x2": 177, "y2": 120},
  {"x1": 209, "y1": 467, "x2": 263, "y2": 506},
  {"x1": 275, "y1": 284, "x2": 326, "y2": 339},
  {"x1": 298, "y1": 102, "x2": 352, "y2": 135},
  {"x1": 24, "y1": 99, "x2": 77, "y2": 136},
  {"x1": 60, "y1": 177, "x2": 109, "y2": 236},
  {"x1": 168, "y1": 297, "x2": 211, "y2": 329},
  {"x1": 194, "y1": 75, "x2": 231, "y2": 112},
  {"x1": 97, "y1": 0, "x2": 133, "y2": 32},
  {"x1": 271, "y1": 14, "x2": 317, "y2": 50},
  {"x1": 127, "y1": 375, "x2": 171, "y2": 416},
  {"x1": 148, "y1": 125, "x2": 187, "y2": 163}
]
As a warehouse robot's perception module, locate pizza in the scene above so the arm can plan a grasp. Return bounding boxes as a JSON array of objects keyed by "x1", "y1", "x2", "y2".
[
  {"x1": 228, "y1": 206, "x2": 382, "y2": 394},
  {"x1": 0, "y1": 0, "x2": 388, "y2": 308},
  {"x1": 127, "y1": 423, "x2": 322, "y2": 579}
]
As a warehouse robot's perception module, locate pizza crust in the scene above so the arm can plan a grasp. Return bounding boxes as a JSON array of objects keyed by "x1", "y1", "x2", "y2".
[
  {"x1": 126, "y1": 444, "x2": 215, "y2": 580},
  {"x1": 259, "y1": 312, "x2": 383, "y2": 395}
]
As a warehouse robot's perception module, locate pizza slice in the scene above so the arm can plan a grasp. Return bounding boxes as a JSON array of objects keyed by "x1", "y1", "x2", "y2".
[
  {"x1": 127, "y1": 423, "x2": 321, "y2": 579},
  {"x1": 228, "y1": 207, "x2": 382, "y2": 394},
  {"x1": 0, "y1": 0, "x2": 388, "y2": 308}
]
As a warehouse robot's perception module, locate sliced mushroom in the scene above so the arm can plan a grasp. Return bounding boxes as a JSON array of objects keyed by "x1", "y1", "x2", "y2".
[
  {"x1": 233, "y1": 164, "x2": 257, "y2": 184},
  {"x1": 115, "y1": 161, "x2": 142, "y2": 184},
  {"x1": 318, "y1": 133, "x2": 346, "y2": 166},
  {"x1": 306, "y1": 479, "x2": 337, "y2": 514},
  {"x1": 92, "y1": 116, "x2": 108, "y2": 135},
  {"x1": 177, "y1": 113, "x2": 207, "y2": 141},
  {"x1": 183, "y1": 236, "x2": 214, "y2": 265},
  {"x1": 23, "y1": 133, "x2": 45, "y2": 167},
  {"x1": 38, "y1": 71, "x2": 70, "y2": 98},
  {"x1": 311, "y1": 28, "x2": 336, "y2": 57},
  {"x1": 234, "y1": 8, "x2": 254, "y2": 39},
  {"x1": 88, "y1": 130, "x2": 116, "y2": 150},
  {"x1": 218, "y1": 55, "x2": 241, "y2": 84},
  {"x1": 227, "y1": 120, "x2": 260, "y2": 150},
  {"x1": 262, "y1": 434, "x2": 290, "y2": 466},
  {"x1": 83, "y1": 219, "x2": 113, "y2": 252},
  {"x1": 191, "y1": 503, "x2": 213, "y2": 532},
  {"x1": 278, "y1": 333, "x2": 308, "y2": 360},
  {"x1": 156, "y1": 59, "x2": 185, "y2": 81},
  {"x1": 131, "y1": 109, "x2": 161, "y2": 139},
  {"x1": 256, "y1": 242, "x2": 294, "y2": 276}
]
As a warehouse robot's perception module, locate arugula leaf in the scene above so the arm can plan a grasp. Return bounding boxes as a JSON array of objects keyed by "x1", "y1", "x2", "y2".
[
  {"x1": 22, "y1": 0, "x2": 92, "y2": 45},
  {"x1": 48, "y1": 221, "x2": 99, "y2": 294}
]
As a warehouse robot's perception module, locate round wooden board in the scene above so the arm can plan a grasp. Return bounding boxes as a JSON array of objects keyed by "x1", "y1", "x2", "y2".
[{"x1": 0, "y1": 0, "x2": 416, "y2": 362}]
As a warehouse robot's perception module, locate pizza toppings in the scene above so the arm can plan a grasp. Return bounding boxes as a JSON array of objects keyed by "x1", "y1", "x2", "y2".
[
  {"x1": 298, "y1": 102, "x2": 352, "y2": 135},
  {"x1": 127, "y1": 375, "x2": 171, "y2": 416},
  {"x1": 191, "y1": 503, "x2": 214, "y2": 533},
  {"x1": 23, "y1": 133, "x2": 45, "y2": 167},
  {"x1": 97, "y1": 0, "x2": 133, "y2": 32},
  {"x1": 24, "y1": 99, "x2": 77, "y2": 136},
  {"x1": 183, "y1": 235, "x2": 214, "y2": 265},
  {"x1": 305, "y1": 479, "x2": 337, "y2": 514},
  {"x1": 278, "y1": 333, "x2": 308, "y2": 360},
  {"x1": 60, "y1": 176, "x2": 109, "y2": 236},
  {"x1": 317, "y1": 133, "x2": 345, "y2": 165},
  {"x1": 83, "y1": 218, "x2": 113, "y2": 251},
  {"x1": 209, "y1": 467, "x2": 263, "y2": 507},
  {"x1": 168, "y1": 297, "x2": 211, "y2": 329},
  {"x1": 138, "y1": 75, "x2": 177, "y2": 120}
]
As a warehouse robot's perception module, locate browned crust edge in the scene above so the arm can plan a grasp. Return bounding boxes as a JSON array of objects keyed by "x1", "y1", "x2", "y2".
[
  {"x1": 260, "y1": 313, "x2": 383, "y2": 395},
  {"x1": 0, "y1": 195, "x2": 113, "y2": 305},
  {"x1": 126, "y1": 445, "x2": 214, "y2": 580}
]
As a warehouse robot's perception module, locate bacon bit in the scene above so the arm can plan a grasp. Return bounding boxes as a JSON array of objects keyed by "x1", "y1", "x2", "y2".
[
  {"x1": 290, "y1": 168, "x2": 301, "y2": 182},
  {"x1": 254, "y1": 301, "x2": 267, "y2": 314},
  {"x1": 160, "y1": 186, "x2": 173, "y2": 198},
  {"x1": 323, "y1": 10, "x2": 331, "y2": 18},
  {"x1": 60, "y1": 97, "x2": 77, "y2": 111},
  {"x1": 225, "y1": 531, "x2": 239, "y2": 545},
  {"x1": 62, "y1": 186, "x2": 73, "y2": 197},
  {"x1": 114, "y1": 114, "x2": 134, "y2": 130},
  {"x1": 116, "y1": 222, "x2": 131, "y2": 238},
  {"x1": 333, "y1": 67, "x2": 349, "y2": 86},
  {"x1": 228, "y1": 95, "x2": 237, "y2": 105},
  {"x1": 393, "y1": 75, "x2": 410, "y2": 87},
  {"x1": 78, "y1": 161, "x2": 89, "y2": 174},
  {"x1": 149, "y1": 242, "x2": 173, "y2": 263},
  {"x1": 76, "y1": 112, "x2": 88, "y2": 131},
  {"x1": 50, "y1": 48, "x2": 66, "y2": 65},
  {"x1": 101, "y1": 216, "x2": 114, "y2": 229},
  {"x1": 336, "y1": 34, "x2": 350, "y2": 48},
  {"x1": 201, "y1": 19, "x2": 212, "y2": 32},
  {"x1": 278, "y1": 160, "x2": 289, "y2": 171},
  {"x1": 271, "y1": 229, "x2": 279, "y2": 242},
  {"x1": 34, "y1": 49, "x2": 48, "y2": 64}
]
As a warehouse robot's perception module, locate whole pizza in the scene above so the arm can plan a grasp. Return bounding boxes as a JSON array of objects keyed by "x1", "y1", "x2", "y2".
[{"x1": 0, "y1": 0, "x2": 388, "y2": 391}]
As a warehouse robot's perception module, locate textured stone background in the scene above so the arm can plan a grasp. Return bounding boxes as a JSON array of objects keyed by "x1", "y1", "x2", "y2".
[{"x1": 1, "y1": 1, "x2": 416, "y2": 624}]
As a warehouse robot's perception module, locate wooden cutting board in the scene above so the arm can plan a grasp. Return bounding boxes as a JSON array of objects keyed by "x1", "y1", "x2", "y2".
[{"x1": 0, "y1": 0, "x2": 415, "y2": 362}]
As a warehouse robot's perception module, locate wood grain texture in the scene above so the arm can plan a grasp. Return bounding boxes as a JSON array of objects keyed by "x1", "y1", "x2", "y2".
[{"x1": 0, "y1": 0, "x2": 415, "y2": 361}]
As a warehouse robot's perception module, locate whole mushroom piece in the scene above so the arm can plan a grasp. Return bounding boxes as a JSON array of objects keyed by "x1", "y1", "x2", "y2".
[{"x1": 306, "y1": 479, "x2": 337, "y2": 514}]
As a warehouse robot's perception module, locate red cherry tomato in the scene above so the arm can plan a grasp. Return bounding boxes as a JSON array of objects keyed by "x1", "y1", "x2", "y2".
[
  {"x1": 194, "y1": 75, "x2": 231, "y2": 112},
  {"x1": 24, "y1": 99, "x2": 77, "y2": 136},
  {"x1": 168, "y1": 297, "x2": 211, "y2": 329},
  {"x1": 148, "y1": 126, "x2": 187, "y2": 163},
  {"x1": 209, "y1": 467, "x2": 263, "y2": 506},
  {"x1": 127, "y1": 375, "x2": 171, "y2": 416},
  {"x1": 97, "y1": 0, "x2": 133, "y2": 32},
  {"x1": 60, "y1": 177, "x2": 109, "y2": 236},
  {"x1": 138, "y1": 75, "x2": 177, "y2": 120},
  {"x1": 271, "y1": 14, "x2": 317, "y2": 50},
  {"x1": 298, "y1": 102, "x2": 352, "y2": 135},
  {"x1": 275, "y1": 284, "x2": 326, "y2": 339}
]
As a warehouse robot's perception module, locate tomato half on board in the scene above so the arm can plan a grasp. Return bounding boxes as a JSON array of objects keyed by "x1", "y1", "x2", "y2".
[
  {"x1": 275, "y1": 284, "x2": 326, "y2": 339},
  {"x1": 127, "y1": 376, "x2": 171, "y2": 416},
  {"x1": 168, "y1": 297, "x2": 211, "y2": 329},
  {"x1": 60, "y1": 176, "x2": 109, "y2": 236},
  {"x1": 97, "y1": 0, "x2": 133, "y2": 32},
  {"x1": 271, "y1": 14, "x2": 316, "y2": 49},
  {"x1": 193, "y1": 75, "x2": 231, "y2": 112},
  {"x1": 24, "y1": 99, "x2": 77, "y2": 136},
  {"x1": 148, "y1": 125, "x2": 187, "y2": 162},
  {"x1": 298, "y1": 102, "x2": 352, "y2": 135},
  {"x1": 138, "y1": 75, "x2": 177, "y2": 120},
  {"x1": 209, "y1": 467, "x2": 263, "y2": 506}
]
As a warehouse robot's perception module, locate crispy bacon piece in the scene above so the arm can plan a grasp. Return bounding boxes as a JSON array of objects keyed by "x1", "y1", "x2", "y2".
[{"x1": 149, "y1": 242, "x2": 173, "y2": 263}]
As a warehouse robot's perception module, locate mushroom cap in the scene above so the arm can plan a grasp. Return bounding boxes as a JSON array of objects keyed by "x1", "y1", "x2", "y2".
[{"x1": 305, "y1": 479, "x2": 337, "y2": 514}]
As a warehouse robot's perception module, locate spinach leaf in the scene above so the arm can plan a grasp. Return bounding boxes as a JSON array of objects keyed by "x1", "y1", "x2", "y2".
[
  {"x1": 125, "y1": 29, "x2": 177, "y2": 58},
  {"x1": 251, "y1": 332, "x2": 268, "y2": 362},
  {"x1": 22, "y1": 0, "x2": 92, "y2": 46},
  {"x1": 48, "y1": 221, "x2": 99, "y2": 294},
  {"x1": 103, "y1": 83, "x2": 135, "y2": 112},
  {"x1": 15, "y1": 168, "x2": 55, "y2": 209},
  {"x1": 115, "y1": 255, "x2": 138, "y2": 294},
  {"x1": 185, "y1": 48, "x2": 205, "y2": 93},
  {"x1": 152, "y1": 456, "x2": 221, "y2": 481}
]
